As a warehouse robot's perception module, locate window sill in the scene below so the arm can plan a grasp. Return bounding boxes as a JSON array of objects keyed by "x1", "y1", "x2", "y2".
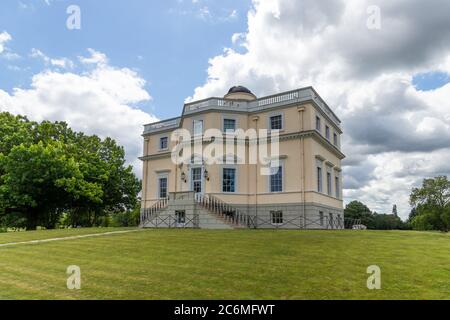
[{"x1": 268, "y1": 129, "x2": 285, "y2": 134}]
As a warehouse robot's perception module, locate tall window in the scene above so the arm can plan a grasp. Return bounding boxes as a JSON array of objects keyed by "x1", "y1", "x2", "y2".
[
  {"x1": 222, "y1": 168, "x2": 236, "y2": 193},
  {"x1": 192, "y1": 168, "x2": 202, "y2": 193},
  {"x1": 325, "y1": 126, "x2": 330, "y2": 140},
  {"x1": 223, "y1": 118, "x2": 236, "y2": 133},
  {"x1": 333, "y1": 133, "x2": 338, "y2": 146},
  {"x1": 335, "y1": 176, "x2": 340, "y2": 198},
  {"x1": 270, "y1": 114, "x2": 283, "y2": 130},
  {"x1": 270, "y1": 165, "x2": 283, "y2": 192},
  {"x1": 329, "y1": 213, "x2": 333, "y2": 228},
  {"x1": 316, "y1": 116, "x2": 321, "y2": 132},
  {"x1": 317, "y1": 166, "x2": 322, "y2": 192},
  {"x1": 193, "y1": 119, "x2": 203, "y2": 136},
  {"x1": 327, "y1": 172, "x2": 332, "y2": 195},
  {"x1": 159, "y1": 136, "x2": 168, "y2": 150},
  {"x1": 158, "y1": 177, "x2": 168, "y2": 199},
  {"x1": 319, "y1": 211, "x2": 324, "y2": 226},
  {"x1": 271, "y1": 211, "x2": 283, "y2": 225}
]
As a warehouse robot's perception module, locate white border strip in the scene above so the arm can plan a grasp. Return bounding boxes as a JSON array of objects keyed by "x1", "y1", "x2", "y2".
[{"x1": 0, "y1": 229, "x2": 142, "y2": 248}]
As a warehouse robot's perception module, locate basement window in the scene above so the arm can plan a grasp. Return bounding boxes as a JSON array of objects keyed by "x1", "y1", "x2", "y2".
[
  {"x1": 175, "y1": 210, "x2": 186, "y2": 226},
  {"x1": 271, "y1": 211, "x2": 283, "y2": 225}
]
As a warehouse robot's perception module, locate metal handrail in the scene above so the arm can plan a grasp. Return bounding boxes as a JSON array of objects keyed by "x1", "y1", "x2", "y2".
[
  {"x1": 195, "y1": 194, "x2": 255, "y2": 228},
  {"x1": 140, "y1": 197, "x2": 169, "y2": 225}
]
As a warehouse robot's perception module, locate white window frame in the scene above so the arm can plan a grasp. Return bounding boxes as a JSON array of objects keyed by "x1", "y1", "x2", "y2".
[
  {"x1": 221, "y1": 165, "x2": 238, "y2": 193},
  {"x1": 222, "y1": 115, "x2": 238, "y2": 134},
  {"x1": 159, "y1": 136, "x2": 169, "y2": 151},
  {"x1": 315, "y1": 115, "x2": 321, "y2": 132},
  {"x1": 319, "y1": 211, "x2": 324, "y2": 226},
  {"x1": 190, "y1": 165, "x2": 204, "y2": 194},
  {"x1": 335, "y1": 171, "x2": 341, "y2": 199},
  {"x1": 270, "y1": 210, "x2": 284, "y2": 226},
  {"x1": 175, "y1": 210, "x2": 186, "y2": 228},
  {"x1": 267, "y1": 160, "x2": 285, "y2": 193},
  {"x1": 316, "y1": 159, "x2": 324, "y2": 193},
  {"x1": 192, "y1": 118, "x2": 204, "y2": 137},
  {"x1": 268, "y1": 112, "x2": 284, "y2": 131},
  {"x1": 326, "y1": 165, "x2": 333, "y2": 196},
  {"x1": 157, "y1": 173, "x2": 169, "y2": 199}
]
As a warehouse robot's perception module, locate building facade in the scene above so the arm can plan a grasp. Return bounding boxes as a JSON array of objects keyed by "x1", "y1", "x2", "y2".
[{"x1": 140, "y1": 86, "x2": 345, "y2": 229}]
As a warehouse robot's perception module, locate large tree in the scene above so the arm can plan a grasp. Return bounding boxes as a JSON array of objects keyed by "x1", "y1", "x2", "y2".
[
  {"x1": 409, "y1": 176, "x2": 450, "y2": 231},
  {"x1": 344, "y1": 200, "x2": 374, "y2": 227},
  {"x1": 0, "y1": 112, "x2": 140, "y2": 230}
]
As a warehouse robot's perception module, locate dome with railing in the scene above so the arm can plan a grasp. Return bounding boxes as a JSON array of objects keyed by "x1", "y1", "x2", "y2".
[{"x1": 224, "y1": 86, "x2": 257, "y2": 100}]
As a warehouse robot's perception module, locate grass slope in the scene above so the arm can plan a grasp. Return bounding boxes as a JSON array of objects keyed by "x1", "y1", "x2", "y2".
[{"x1": 0, "y1": 228, "x2": 449, "y2": 299}]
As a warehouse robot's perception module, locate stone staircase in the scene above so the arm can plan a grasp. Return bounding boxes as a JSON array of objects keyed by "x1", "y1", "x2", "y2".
[
  {"x1": 140, "y1": 192, "x2": 254, "y2": 229},
  {"x1": 194, "y1": 194, "x2": 254, "y2": 229}
]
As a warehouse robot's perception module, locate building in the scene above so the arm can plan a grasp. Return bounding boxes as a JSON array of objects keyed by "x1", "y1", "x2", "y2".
[{"x1": 140, "y1": 86, "x2": 345, "y2": 229}]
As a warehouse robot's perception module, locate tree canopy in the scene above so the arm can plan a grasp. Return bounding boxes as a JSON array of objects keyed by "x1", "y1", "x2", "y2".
[
  {"x1": 0, "y1": 112, "x2": 140, "y2": 230},
  {"x1": 409, "y1": 176, "x2": 450, "y2": 231}
]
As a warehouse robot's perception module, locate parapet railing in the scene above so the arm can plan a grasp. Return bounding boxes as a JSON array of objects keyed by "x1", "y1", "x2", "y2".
[{"x1": 143, "y1": 87, "x2": 341, "y2": 135}]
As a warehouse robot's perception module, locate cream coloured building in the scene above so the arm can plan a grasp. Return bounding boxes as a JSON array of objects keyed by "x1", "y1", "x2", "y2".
[{"x1": 140, "y1": 86, "x2": 345, "y2": 229}]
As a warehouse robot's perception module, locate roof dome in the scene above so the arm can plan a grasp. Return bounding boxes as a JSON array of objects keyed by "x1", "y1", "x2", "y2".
[
  {"x1": 224, "y1": 86, "x2": 257, "y2": 101},
  {"x1": 227, "y1": 86, "x2": 253, "y2": 95}
]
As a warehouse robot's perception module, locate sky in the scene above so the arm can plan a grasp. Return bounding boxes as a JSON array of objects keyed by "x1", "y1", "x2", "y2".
[{"x1": 1, "y1": 0, "x2": 450, "y2": 219}]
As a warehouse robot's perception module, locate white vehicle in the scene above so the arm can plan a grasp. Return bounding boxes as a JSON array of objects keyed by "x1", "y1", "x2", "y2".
[{"x1": 352, "y1": 224, "x2": 367, "y2": 230}]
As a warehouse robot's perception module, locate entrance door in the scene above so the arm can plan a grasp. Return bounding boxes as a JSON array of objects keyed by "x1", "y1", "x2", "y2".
[{"x1": 191, "y1": 167, "x2": 203, "y2": 196}]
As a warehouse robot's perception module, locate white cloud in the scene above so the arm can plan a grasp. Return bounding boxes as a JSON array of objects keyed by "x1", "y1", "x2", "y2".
[
  {"x1": 0, "y1": 31, "x2": 12, "y2": 54},
  {"x1": 31, "y1": 48, "x2": 74, "y2": 69},
  {"x1": 0, "y1": 49, "x2": 158, "y2": 176},
  {"x1": 190, "y1": 0, "x2": 450, "y2": 218},
  {"x1": 79, "y1": 48, "x2": 108, "y2": 66}
]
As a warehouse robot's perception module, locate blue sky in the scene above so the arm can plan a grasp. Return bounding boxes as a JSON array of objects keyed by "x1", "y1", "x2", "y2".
[
  {"x1": 413, "y1": 71, "x2": 450, "y2": 92},
  {"x1": 0, "y1": 0, "x2": 251, "y2": 119}
]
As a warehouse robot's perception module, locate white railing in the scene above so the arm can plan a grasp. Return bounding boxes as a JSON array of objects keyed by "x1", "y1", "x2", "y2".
[
  {"x1": 144, "y1": 118, "x2": 180, "y2": 134},
  {"x1": 257, "y1": 91, "x2": 299, "y2": 107}
]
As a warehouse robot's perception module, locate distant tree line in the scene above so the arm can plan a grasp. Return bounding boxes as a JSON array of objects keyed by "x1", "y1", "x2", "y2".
[
  {"x1": 345, "y1": 176, "x2": 450, "y2": 232},
  {"x1": 0, "y1": 112, "x2": 141, "y2": 231},
  {"x1": 344, "y1": 201, "x2": 408, "y2": 230}
]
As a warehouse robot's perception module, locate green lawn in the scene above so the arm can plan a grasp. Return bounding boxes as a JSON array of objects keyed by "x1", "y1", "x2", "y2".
[{"x1": 0, "y1": 228, "x2": 449, "y2": 300}]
